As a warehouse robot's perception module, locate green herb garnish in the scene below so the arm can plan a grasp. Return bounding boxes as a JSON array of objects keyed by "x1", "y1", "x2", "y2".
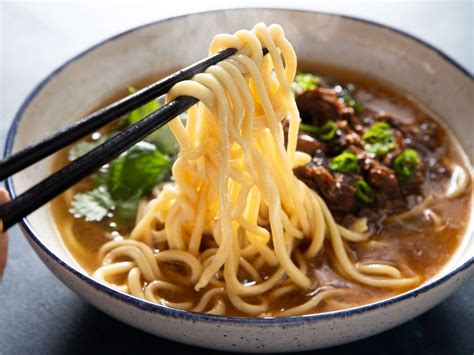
[
  {"x1": 362, "y1": 122, "x2": 396, "y2": 155},
  {"x1": 393, "y1": 148, "x2": 420, "y2": 180},
  {"x1": 70, "y1": 186, "x2": 114, "y2": 222},
  {"x1": 108, "y1": 142, "x2": 170, "y2": 200},
  {"x1": 69, "y1": 86, "x2": 178, "y2": 226},
  {"x1": 299, "y1": 121, "x2": 338, "y2": 141},
  {"x1": 146, "y1": 125, "x2": 179, "y2": 156},
  {"x1": 126, "y1": 87, "x2": 160, "y2": 125},
  {"x1": 124, "y1": 87, "x2": 179, "y2": 155},
  {"x1": 292, "y1": 72, "x2": 321, "y2": 93},
  {"x1": 329, "y1": 151, "x2": 360, "y2": 174},
  {"x1": 336, "y1": 84, "x2": 364, "y2": 114},
  {"x1": 70, "y1": 142, "x2": 171, "y2": 224},
  {"x1": 355, "y1": 180, "x2": 375, "y2": 203},
  {"x1": 68, "y1": 135, "x2": 108, "y2": 161},
  {"x1": 299, "y1": 123, "x2": 320, "y2": 134},
  {"x1": 319, "y1": 121, "x2": 338, "y2": 141},
  {"x1": 341, "y1": 93, "x2": 364, "y2": 114}
]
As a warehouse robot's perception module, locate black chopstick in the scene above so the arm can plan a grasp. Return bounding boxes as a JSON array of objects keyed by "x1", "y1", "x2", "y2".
[
  {"x1": 0, "y1": 47, "x2": 270, "y2": 231},
  {"x1": 0, "y1": 47, "x2": 238, "y2": 181},
  {"x1": 0, "y1": 96, "x2": 198, "y2": 231}
]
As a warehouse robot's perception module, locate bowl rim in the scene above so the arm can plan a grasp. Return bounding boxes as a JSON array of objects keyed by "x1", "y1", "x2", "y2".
[{"x1": 4, "y1": 8, "x2": 473, "y2": 326}]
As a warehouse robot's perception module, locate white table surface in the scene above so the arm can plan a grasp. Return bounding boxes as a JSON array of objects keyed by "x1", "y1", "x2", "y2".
[{"x1": 0, "y1": 2, "x2": 473, "y2": 354}]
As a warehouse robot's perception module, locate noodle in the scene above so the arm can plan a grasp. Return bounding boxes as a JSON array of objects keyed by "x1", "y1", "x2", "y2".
[{"x1": 92, "y1": 23, "x2": 420, "y2": 316}]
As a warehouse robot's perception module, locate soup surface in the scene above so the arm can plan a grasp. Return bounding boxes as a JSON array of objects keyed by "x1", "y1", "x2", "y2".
[{"x1": 51, "y1": 63, "x2": 472, "y2": 316}]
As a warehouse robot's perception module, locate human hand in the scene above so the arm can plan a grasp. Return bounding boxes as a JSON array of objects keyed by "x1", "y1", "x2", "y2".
[{"x1": 0, "y1": 188, "x2": 10, "y2": 279}]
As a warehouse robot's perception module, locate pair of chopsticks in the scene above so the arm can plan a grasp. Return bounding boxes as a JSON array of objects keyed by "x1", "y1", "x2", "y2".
[{"x1": 0, "y1": 47, "x2": 268, "y2": 231}]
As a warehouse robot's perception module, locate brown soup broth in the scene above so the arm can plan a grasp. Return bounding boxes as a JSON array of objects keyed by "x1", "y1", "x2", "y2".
[{"x1": 51, "y1": 64, "x2": 472, "y2": 316}]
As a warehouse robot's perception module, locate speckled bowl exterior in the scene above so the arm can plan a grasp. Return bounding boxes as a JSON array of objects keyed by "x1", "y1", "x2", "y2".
[{"x1": 5, "y1": 9, "x2": 473, "y2": 352}]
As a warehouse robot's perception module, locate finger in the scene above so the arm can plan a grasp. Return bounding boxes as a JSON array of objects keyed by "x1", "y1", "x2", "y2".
[
  {"x1": 0, "y1": 188, "x2": 10, "y2": 279},
  {"x1": 0, "y1": 188, "x2": 9, "y2": 205},
  {"x1": 0, "y1": 231, "x2": 7, "y2": 279}
]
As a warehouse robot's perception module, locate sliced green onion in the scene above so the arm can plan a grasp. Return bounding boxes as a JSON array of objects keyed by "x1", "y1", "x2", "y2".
[
  {"x1": 393, "y1": 148, "x2": 421, "y2": 180},
  {"x1": 292, "y1": 72, "x2": 321, "y2": 93},
  {"x1": 319, "y1": 121, "x2": 338, "y2": 141},
  {"x1": 329, "y1": 151, "x2": 360, "y2": 174},
  {"x1": 337, "y1": 85, "x2": 364, "y2": 114},
  {"x1": 299, "y1": 121, "x2": 337, "y2": 140},
  {"x1": 362, "y1": 122, "x2": 396, "y2": 155},
  {"x1": 355, "y1": 180, "x2": 375, "y2": 203},
  {"x1": 299, "y1": 123, "x2": 320, "y2": 134},
  {"x1": 363, "y1": 122, "x2": 392, "y2": 141}
]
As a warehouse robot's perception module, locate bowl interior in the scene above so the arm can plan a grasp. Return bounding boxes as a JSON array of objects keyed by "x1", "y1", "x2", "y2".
[{"x1": 7, "y1": 9, "x2": 473, "y2": 295}]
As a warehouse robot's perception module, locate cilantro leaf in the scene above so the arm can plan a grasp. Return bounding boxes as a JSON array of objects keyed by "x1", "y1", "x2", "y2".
[
  {"x1": 145, "y1": 124, "x2": 179, "y2": 156},
  {"x1": 114, "y1": 192, "x2": 142, "y2": 223},
  {"x1": 68, "y1": 135, "x2": 108, "y2": 161},
  {"x1": 67, "y1": 86, "x2": 177, "y2": 227},
  {"x1": 69, "y1": 186, "x2": 114, "y2": 222},
  {"x1": 124, "y1": 87, "x2": 179, "y2": 156},
  {"x1": 108, "y1": 141, "x2": 170, "y2": 200}
]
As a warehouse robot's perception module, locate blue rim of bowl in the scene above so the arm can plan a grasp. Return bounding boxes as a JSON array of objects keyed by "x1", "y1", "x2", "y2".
[{"x1": 4, "y1": 8, "x2": 473, "y2": 326}]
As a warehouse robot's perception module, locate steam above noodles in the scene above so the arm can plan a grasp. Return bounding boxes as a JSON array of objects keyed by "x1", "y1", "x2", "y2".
[{"x1": 93, "y1": 23, "x2": 421, "y2": 316}]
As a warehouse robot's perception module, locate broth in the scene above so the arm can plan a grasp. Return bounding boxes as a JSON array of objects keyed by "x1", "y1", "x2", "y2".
[{"x1": 51, "y1": 64, "x2": 472, "y2": 316}]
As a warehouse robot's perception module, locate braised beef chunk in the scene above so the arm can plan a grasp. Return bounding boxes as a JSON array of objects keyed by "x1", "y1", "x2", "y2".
[
  {"x1": 294, "y1": 165, "x2": 356, "y2": 214},
  {"x1": 334, "y1": 120, "x2": 361, "y2": 148},
  {"x1": 383, "y1": 128, "x2": 405, "y2": 165},
  {"x1": 296, "y1": 133, "x2": 324, "y2": 155},
  {"x1": 290, "y1": 73, "x2": 450, "y2": 226},
  {"x1": 340, "y1": 107, "x2": 364, "y2": 133},
  {"x1": 295, "y1": 88, "x2": 342, "y2": 126},
  {"x1": 365, "y1": 159, "x2": 405, "y2": 209},
  {"x1": 366, "y1": 160, "x2": 399, "y2": 196}
]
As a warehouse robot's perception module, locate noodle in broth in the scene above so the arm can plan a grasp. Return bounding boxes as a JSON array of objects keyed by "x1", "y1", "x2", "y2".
[{"x1": 90, "y1": 24, "x2": 423, "y2": 316}]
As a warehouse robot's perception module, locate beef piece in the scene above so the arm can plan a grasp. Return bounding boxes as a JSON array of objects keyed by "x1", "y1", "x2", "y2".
[
  {"x1": 324, "y1": 120, "x2": 362, "y2": 156},
  {"x1": 295, "y1": 87, "x2": 342, "y2": 126},
  {"x1": 374, "y1": 111, "x2": 401, "y2": 127},
  {"x1": 311, "y1": 149, "x2": 329, "y2": 167},
  {"x1": 294, "y1": 164, "x2": 328, "y2": 191},
  {"x1": 348, "y1": 145, "x2": 371, "y2": 161},
  {"x1": 324, "y1": 133, "x2": 347, "y2": 156},
  {"x1": 400, "y1": 173, "x2": 424, "y2": 196},
  {"x1": 337, "y1": 120, "x2": 362, "y2": 146},
  {"x1": 383, "y1": 128, "x2": 405, "y2": 165},
  {"x1": 363, "y1": 159, "x2": 403, "y2": 209},
  {"x1": 296, "y1": 133, "x2": 324, "y2": 155},
  {"x1": 282, "y1": 118, "x2": 325, "y2": 156},
  {"x1": 330, "y1": 173, "x2": 358, "y2": 214},
  {"x1": 344, "y1": 131, "x2": 362, "y2": 147},
  {"x1": 367, "y1": 160, "x2": 400, "y2": 196},
  {"x1": 294, "y1": 165, "x2": 357, "y2": 214},
  {"x1": 340, "y1": 106, "x2": 364, "y2": 133},
  {"x1": 296, "y1": 87, "x2": 366, "y2": 131}
]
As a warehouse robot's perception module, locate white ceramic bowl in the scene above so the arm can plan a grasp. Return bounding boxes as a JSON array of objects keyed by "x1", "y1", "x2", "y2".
[{"x1": 5, "y1": 9, "x2": 473, "y2": 353}]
